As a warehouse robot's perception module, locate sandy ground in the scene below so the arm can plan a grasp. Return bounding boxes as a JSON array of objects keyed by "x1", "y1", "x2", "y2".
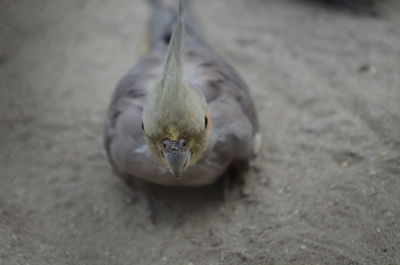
[{"x1": 1, "y1": 0, "x2": 400, "y2": 264}]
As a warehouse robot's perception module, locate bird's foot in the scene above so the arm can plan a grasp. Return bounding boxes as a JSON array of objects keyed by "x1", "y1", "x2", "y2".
[
  {"x1": 220, "y1": 160, "x2": 254, "y2": 201},
  {"x1": 140, "y1": 194, "x2": 157, "y2": 224},
  {"x1": 220, "y1": 173, "x2": 233, "y2": 202},
  {"x1": 121, "y1": 175, "x2": 159, "y2": 224}
]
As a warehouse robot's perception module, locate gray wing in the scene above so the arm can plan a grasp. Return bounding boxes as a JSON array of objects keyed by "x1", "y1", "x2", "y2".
[
  {"x1": 104, "y1": 51, "x2": 164, "y2": 173},
  {"x1": 185, "y1": 37, "x2": 260, "y2": 161}
]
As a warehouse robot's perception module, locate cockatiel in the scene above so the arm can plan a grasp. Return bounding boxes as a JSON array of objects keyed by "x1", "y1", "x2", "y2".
[{"x1": 104, "y1": 0, "x2": 260, "y2": 190}]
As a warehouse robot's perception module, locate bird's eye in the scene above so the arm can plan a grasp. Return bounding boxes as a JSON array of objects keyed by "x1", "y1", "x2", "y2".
[
  {"x1": 205, "y1": 116, "x2": 208, "y2": 129},
  {"x1": 179, "y1": 139, "x2": 187, "y2": 148}
]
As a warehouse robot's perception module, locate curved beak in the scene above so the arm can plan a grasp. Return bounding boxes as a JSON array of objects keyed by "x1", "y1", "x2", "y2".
[{"x1": 163, "y1": 150, "x2": 191, "y2": 178}]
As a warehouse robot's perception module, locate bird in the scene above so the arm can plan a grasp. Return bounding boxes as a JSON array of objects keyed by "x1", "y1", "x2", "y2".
[{"x1": 104, "y1": 0, "x2": 260, "y2": 202}]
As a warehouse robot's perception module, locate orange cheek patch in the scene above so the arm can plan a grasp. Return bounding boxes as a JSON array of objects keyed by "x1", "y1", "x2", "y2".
[{"x1": 206, "y1": 110, "x2": 212, "y2": 133}]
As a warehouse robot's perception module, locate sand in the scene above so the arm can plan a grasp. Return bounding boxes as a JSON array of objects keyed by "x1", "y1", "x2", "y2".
[{"x1": 1, "y1": 0, "x2": 399, "y2": 264}]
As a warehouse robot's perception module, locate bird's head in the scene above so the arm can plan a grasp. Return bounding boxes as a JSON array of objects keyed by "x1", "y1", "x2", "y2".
[
  {"x1": 142, "y1": 80, "x2": 211, "y2": 178},
  {"x1": 142, "y1": 0, "x2": 211, "y2": 178}
]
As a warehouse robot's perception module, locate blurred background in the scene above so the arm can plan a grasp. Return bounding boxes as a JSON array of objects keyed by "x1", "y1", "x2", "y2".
[{"x1": 1, "y1": 0, "x2": 399, "y2": 264}]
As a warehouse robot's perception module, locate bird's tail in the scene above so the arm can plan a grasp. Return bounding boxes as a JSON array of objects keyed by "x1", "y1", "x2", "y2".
[{"x1": 144, "y1": 0, "x2": 202, "y2": 51}]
